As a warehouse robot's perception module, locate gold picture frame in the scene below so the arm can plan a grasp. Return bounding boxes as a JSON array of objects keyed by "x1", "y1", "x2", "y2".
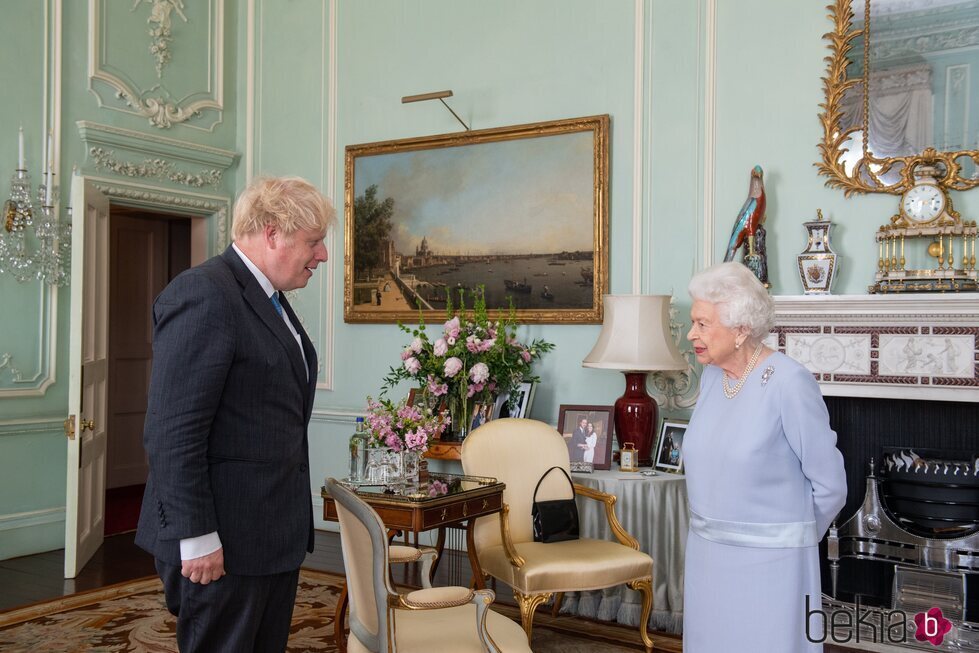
[
  {"x1": 343, "y1": 115, "x2": 609, "y2": 324},
  {"x1": 817, "y1": 0, "x2": 979, "y2": 196}
]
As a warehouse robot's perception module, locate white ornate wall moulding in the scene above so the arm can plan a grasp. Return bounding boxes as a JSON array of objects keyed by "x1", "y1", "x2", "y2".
[
  {"x1": 770, "y1": 295, "x2": 979, "y2": 402},
  {"x1": 89, "y1": 147, "x2": 222, "y2": 188},
  {"x1": 77, "y1": 121, "x2": 237, "y2": 193},
  {"x1": 89, "y1": 0, "x2": 225, "y2": 130},
  {"x1": 132, "y1": 0, "x2": 189, "y2": 78},
  {"x1": 88, "y1": 176, "x2": 231, "y2": 255}
]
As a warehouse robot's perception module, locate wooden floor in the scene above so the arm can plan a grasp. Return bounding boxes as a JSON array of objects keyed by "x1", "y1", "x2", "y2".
[
  {"x1": 0, "y1": 529, "x2": 466, "y2": 614},
  {"x1": 0, "y1": 530, "x2": 867, "y2": 652}
]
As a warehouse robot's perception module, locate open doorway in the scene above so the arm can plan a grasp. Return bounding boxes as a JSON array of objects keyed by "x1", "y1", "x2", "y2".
[{"x1": 104, "y1": 207, "x2": 193, "y2": 535}]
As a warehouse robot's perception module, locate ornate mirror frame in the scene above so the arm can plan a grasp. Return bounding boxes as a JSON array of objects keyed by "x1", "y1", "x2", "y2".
[{"x1": 817, "y1": 0, "x2": 979, "y2": 196}]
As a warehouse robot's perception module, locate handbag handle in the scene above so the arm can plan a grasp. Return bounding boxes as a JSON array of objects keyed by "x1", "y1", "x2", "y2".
[{"x1": 532, "y1": 465, "x2": 575, "y2": 503}]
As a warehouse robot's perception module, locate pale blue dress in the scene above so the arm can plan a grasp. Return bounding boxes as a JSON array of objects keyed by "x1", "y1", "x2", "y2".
[{"x1": 682, "y1": 351, "x2": 847, "y2": 653}]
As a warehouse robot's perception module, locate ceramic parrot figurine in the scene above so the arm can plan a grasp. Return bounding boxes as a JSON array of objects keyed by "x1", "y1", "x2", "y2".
[{"x1": 723, "y1": 165, "x2": 766, "y2": 263}]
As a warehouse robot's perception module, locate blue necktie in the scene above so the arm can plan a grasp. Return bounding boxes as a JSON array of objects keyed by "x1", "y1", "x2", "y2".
[{"x1": 270, "y1": 291, "x2": 284, "y2": 317}]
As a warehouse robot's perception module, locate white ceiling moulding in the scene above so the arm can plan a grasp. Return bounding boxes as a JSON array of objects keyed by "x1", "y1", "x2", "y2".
[{"x1": 88, "y1": 0, "x2": 225, "y2": 131}]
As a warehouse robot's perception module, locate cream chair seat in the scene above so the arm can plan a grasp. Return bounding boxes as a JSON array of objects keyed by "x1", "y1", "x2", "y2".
[
  {"x1": 461, "y1": 418, "x2": 654, "y2": 652},
  {"x1": 327, "y1": 478, "x2": 532, "y2": 653},
  {"x1": 335, "y1": 543, "x2": 437, "y2": 653}
]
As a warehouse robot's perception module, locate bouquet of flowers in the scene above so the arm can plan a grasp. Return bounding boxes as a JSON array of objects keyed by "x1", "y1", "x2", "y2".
[
  {"x1": 382, "y1": 287, "x2": 554, "y2": 436},
  {"x1": 363, "y1": 396, "x2": 448, "y2": 453}
]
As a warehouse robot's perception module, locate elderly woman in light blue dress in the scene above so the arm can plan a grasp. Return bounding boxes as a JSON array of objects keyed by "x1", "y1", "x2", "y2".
[{"x1": 682, "y1": 262, "x2": 847, "y2": 653}]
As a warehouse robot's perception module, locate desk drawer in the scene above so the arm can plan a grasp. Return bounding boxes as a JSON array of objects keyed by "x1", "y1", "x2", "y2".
[{"x1": 421, "y1": 493, "x2": 503, "y2": 529}]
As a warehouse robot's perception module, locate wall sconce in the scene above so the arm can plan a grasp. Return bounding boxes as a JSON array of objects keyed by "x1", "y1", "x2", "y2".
[
  {"x1": 402, "y1": 90, "x2": 471, "y2": 131},
  {"x1": 583, "y1": 295, "x2": 687, "y2": 466},
  {"x1": 0, "y1": 127, "x2": 71, "y2": 286},
  {"x1": 649, "y1": 295, "x2": 701, "y2": 413}
]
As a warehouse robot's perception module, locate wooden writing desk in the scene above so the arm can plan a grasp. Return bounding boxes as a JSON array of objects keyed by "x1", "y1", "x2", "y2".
[{"x1": 321, "y1": 473, "x2": 504, "y2": 651}]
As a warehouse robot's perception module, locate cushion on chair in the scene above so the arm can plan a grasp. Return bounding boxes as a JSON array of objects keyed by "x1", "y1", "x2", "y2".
[
  {"x1": 477, "y1": 538, "x2": 653, "y2": 594},
  {"x1": 388, "y1": 545, "x2": 423, "y2": 563},
  {"x1": 357, "y1": 603, "x2": 531, "y2": 653}
]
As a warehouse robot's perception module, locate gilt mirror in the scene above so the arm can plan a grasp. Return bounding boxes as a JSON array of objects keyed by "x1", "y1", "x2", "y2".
[{"x1": 819, "y1": 0, "x2": 979, "y2": 195}]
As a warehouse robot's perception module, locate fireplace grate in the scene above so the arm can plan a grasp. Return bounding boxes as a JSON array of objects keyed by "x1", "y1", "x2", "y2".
[{"x1": 893, "y1": 567, "x2": 965, "y2": 623}]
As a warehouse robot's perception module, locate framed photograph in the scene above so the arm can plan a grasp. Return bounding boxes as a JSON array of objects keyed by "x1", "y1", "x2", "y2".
[
  {"x1": 557, "y1": 405, "x2": 614, "y2": 471},
  {"x1": 493, "y1": 381, "x2": 536, "y2": 420},
  {"x1": 344, "y1": 115, "x2": 609, "y2": 324},
  {"x1": 470, "y1": 402, "x2": 493, "y2": 431},
  {"x1": 654, "y1": 419, "x2": 688, "y2": 474}
]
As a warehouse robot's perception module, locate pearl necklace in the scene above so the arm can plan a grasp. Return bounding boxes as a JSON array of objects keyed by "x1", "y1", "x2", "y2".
[{"x1": 722, "y1": 343, "x2": 764, "y2": 399}]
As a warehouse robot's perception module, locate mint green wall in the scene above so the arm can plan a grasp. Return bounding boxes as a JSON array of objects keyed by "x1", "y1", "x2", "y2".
[
  {"x1": 0, "y1": 0, "x2": 240, "y2": 560},
  {"x1": 4, "y1": 0, "x2": 971, "y2": 558}
]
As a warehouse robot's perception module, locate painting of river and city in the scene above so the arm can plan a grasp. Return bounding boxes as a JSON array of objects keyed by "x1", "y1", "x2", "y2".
[{"x1": 343, "y1": 115, "x2": 609, "y2": 323}]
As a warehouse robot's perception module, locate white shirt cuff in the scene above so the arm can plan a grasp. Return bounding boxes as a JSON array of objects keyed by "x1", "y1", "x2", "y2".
[{"x1": 179, "y1": 531, "x2": 222, "y2": 560}]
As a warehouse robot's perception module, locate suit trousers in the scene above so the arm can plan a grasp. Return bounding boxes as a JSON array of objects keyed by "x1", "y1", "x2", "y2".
[{"x1": 156, "y1": 559, "x2": 300, "y2": 653}]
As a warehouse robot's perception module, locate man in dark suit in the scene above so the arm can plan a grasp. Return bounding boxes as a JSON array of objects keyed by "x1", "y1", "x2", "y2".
[
  {"x1": 569, "y1": 416, "x2": 589, "y2": 463},
  {"x1": 136, "y1": 176, "x2": 335, "y2": 652}
]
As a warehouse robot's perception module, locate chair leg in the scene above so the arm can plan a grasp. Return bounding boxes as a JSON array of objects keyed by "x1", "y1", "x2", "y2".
[
  {"x1": 514, "y1": 591, "x2": 552, "y2": 643},
  {"x1": 627, "y1": 577, "x2": 655, "y2": 653},
  {"x1": 335, "y1": 584, "x2": 349, "y2": 653},
  {"x1": 550, "y1": 592, "x2": 564, "y2": 617}
]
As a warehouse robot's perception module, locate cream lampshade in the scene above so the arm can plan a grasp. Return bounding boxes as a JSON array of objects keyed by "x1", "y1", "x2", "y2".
[{"x1": 583, "y1": 295, "x2": 686, "y2": 466}]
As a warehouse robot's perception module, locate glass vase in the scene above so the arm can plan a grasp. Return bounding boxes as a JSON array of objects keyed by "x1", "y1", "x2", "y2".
[
  {"x1": 365, "y1": 447, "x2": 398, "y2": 484},
  {"x1": 401, "y1": 450, "x2": 420, "y2": 484},
  {"x1": 447, "y1": 394, "x2": 472, "y2": 442}
]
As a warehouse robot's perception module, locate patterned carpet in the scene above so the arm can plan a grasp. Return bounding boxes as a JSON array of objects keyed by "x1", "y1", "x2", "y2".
[{"x1": 0, "y1": 569, "x2": 682, "y2": 652}]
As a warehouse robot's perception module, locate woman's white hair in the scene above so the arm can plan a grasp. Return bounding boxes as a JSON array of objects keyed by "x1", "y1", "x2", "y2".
[{"x1": 688, "y1": 262, "x2": 774, "y2": 341}]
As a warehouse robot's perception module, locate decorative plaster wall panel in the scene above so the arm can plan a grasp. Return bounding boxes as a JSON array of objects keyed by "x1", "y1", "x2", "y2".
[
  {"x1": 88, "y1": 0, "x2": 224, "y2": 130},
  {"x1": 773, "y1": 295, "x2": 979, "y2": 402},
  {"x1": 785, "y1": 334, "x2": 872, "y2": 375}
]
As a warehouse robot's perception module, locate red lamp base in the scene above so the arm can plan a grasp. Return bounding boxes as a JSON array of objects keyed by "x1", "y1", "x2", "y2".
[{"x1": 613, "y1": 372, "x2": 658, "y2": 467}]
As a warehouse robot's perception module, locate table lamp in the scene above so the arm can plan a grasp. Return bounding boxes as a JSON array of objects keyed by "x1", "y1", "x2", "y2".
[{"x1": 583, "y1": 295, "x2": 686, "y2": 466}]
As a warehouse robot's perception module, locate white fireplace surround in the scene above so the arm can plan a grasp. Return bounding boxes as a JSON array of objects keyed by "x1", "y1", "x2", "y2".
[{"x1": 768, "y1": 294, "x2": 978, "y2": 403}]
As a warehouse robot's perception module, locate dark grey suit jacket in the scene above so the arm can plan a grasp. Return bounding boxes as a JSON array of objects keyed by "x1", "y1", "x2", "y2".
[{"x1": 136, "y1": 246, "x2": 316, "y2": 576}]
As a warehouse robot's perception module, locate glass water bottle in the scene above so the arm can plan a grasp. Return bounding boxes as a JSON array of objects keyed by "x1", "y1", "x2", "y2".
[{"x1": 348, "y1": 417, "x2": 368, "y2": 481}]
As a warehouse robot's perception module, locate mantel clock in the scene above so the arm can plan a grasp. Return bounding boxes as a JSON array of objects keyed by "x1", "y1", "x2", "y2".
[{"x1": 871, "y1": 167, "x2": 977, "y2": 293}]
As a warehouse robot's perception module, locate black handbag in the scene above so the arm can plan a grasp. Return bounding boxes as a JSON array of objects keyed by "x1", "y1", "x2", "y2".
[{"x1": 531, "y1": 466, "x2": 580, "y2": 543}]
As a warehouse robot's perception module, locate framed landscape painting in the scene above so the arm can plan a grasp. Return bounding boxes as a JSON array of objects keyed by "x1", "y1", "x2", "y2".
[{"x1": 343, "y1": 115, "x2": 609, "y2": 324}]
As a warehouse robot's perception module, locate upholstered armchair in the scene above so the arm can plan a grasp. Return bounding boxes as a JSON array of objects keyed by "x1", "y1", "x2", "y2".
[
  {"x1": 461, "y1": 418, "x2": 654, "y2": 652},
  {"x1": 326, "y1": 479, "x2": 532, "y2": 653}
]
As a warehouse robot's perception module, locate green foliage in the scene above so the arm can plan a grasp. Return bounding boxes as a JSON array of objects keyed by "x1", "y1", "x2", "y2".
[
  {"x1": 353, "y1": 184, "x2": 395, "y2": 280},
  {"x1": 381, "y1": 287, "x2": 554, "y2": 425}
]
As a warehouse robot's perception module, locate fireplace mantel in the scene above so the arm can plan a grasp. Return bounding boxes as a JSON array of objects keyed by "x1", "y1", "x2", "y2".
[{"x1": 769, "y1": 294, "x2": 978, "y2": 403}]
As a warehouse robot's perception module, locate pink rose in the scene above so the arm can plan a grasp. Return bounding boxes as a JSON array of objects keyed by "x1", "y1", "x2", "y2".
[
  {"x1": 520, "y1": 349, "x2": 532, "y2": 363},
  {"x1": 400, "y1": 347, "x2": 413, "y2": 361},
  {"x1": 404, "y1": 357, "x2": 421, "y2": 375},
  {"x1": 444, "y1": 316, "x2": 461, "y2": 340},
  {"x1": 410, "y1": 337, "x2": 424, "y2": 354},
  {"x1": 444, "y1": 357, "x2": 463, "y2": 378},
  {"x1": 466, "y1": 336, "x2": 481, "y2": 353},
  {"x1": 479, "y1": 338, "x2": 496, "y2": 352},
  {"x1": 470, "y1": 362, "x2": 490, "y2": 384},
  {"x1": 434, "y1": 338, "x2": 448, "y2": 356}
]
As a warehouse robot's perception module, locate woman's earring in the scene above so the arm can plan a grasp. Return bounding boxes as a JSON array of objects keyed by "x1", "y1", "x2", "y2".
[{"x1": 735, "y1": 339, "x2": 742, "y2": 350}]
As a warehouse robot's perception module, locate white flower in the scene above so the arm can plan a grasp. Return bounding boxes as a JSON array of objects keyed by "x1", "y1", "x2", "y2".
[
  {"x1": 444, "y1": 357, "x2": 463, "y2": 378},
  {"x1": 470, "y1": 362, "x2": 490, "y2": 384},
  {"x1": 434, "y1": 338, "x2": 448, "y2": 356},
  {"x1": 404, "y1": 357, "x2": 421, "y2": 375},
  {"x1": 410, "y1": 337, "x2": 424, "y2": 354}
]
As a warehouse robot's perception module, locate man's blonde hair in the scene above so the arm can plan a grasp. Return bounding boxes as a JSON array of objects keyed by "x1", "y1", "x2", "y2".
[{"x1": 232, "y1": 176, "x2": 336, "y2": 240}]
